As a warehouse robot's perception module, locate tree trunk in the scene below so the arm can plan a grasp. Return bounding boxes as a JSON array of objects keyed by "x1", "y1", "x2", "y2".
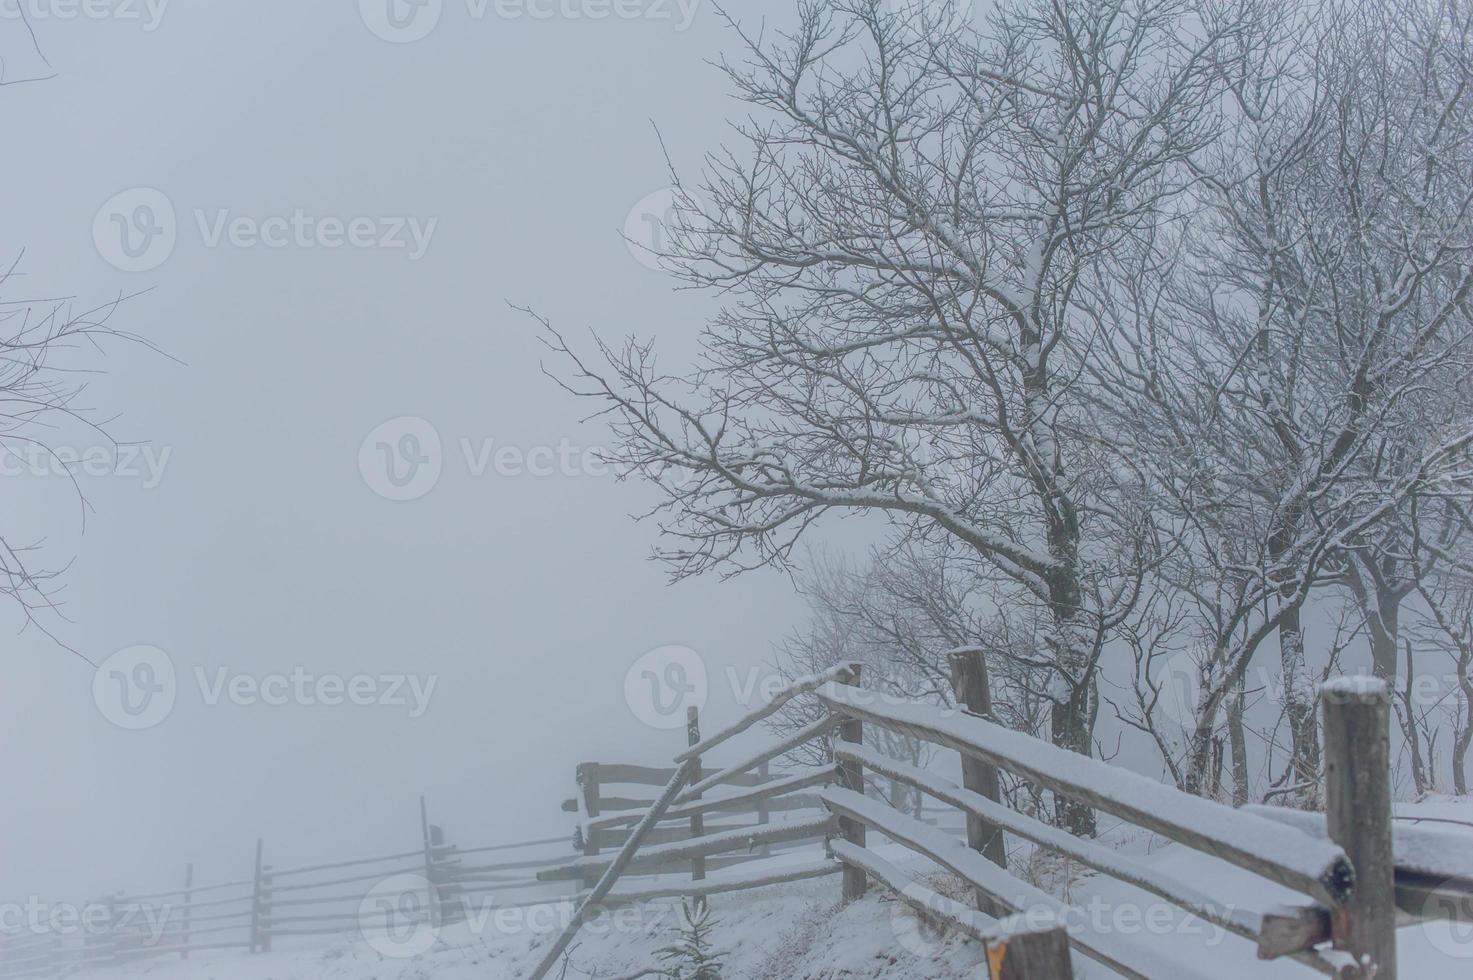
[
  {"x1": 1228, "y1": 669, "x2": 1250, "y2": 807},
  {"x1": 1396, "y1": 640, "x2": 1430, "y2": 797},
  {"x1": 1277, "y1": 605, "x2": 1322, "y2": 808},
  {"x1": 1455, "y1": 659, "x2": 1472, "y2": 797},
  {"x1": 1050, "y1": 678, "x2": 1098, "y2": 837}
]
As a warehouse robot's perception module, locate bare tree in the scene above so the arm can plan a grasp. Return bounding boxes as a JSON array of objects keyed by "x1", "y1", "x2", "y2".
[
  {"x1": 1085, "y1": 0, "x2": 1473, "y2": 803},
  {"x1": 0, "y1": 256, "x2": 147, "y2": 655},
  {"x1": 544, "y1": 0, "x2": 1252, "y2": 833}
]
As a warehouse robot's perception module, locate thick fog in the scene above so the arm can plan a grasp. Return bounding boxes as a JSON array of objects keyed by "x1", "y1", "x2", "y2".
[{"x1": 1, "y1": 0, "x2": 820, "y2": 901}]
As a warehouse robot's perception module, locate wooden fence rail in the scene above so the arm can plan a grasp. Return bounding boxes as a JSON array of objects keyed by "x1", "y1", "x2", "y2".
[
  {"x1": 8, "y1": 663, "x2": 1470, "y2": 980},
  {"x1": 527, "y1": 661, "x2": 1471, "y2": 980},
  {"x1": 0, "y1": 800, "x2": 575, "y2": 980}
]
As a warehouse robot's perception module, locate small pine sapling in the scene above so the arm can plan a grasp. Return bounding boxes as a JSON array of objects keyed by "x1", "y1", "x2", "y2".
[{"x1": 654, "y1": 899, "x2": 726, "y2": 980}]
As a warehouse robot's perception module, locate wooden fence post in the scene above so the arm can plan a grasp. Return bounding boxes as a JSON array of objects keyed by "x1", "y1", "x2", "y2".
[
  {"x1": 837, "y1": 664, "x2": 867, "y2": 902},
  {"x1": 577, "y1": 762, "x2": 603, "y2": 893},
  {"x1": 986, "y1": 925, "x2": 1073, "y2": 979},
  {"x1": 419, "y1": 796, "x2": 442, "y2": 929},
  {"x1": 687, "y1": 706, "x2": 707, "y2": 887},
  {"x1": 948, "y1": 648, "x2": 1009, "y2": 891},
  {"x1": 180, "y1": 863, "x2": 193, "y2": 960},
  {"x1": 1322, "y1": 677, "x2": 1396, "y2": 980},
  {"x1": 249, "y1": 839, "x2": 266, "y2": 954},
  {"x1": 757, "y1": 760, "x2": 771, "y2": 857}
]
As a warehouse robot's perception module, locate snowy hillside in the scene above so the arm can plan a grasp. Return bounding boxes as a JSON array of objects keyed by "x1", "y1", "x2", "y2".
[{"x1": 58, "y1": 834, "x2": 1472, "y2": 980}]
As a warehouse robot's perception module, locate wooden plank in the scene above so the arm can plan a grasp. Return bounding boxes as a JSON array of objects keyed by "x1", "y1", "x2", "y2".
[
  {"x1": 987, "y1": 925, "x2": 1073, "y2": 979},
  {"x1": 816, "y1": 682, "x2": 1354, "y2": 907},
  {"x1": 1323, "y1": 678, "x2": 1397, "y2": 980},
  {"x1": 526, "y1": 758, "x2": 700, "y2": 980},
  {"x1": 537, "y1": 815, "x2": 837, "y2": 883},
  {"x1": 832, "y1": 743, "x2": 1345, "y2": 973},
  {"x1": 827, "y1": 839, "x2": 997, "y2": 942},
  {"x1": 821, "y1": 790, "x2": 1215, "y2": 980},
  {"x1": 675, "y1": 662, "x2": 859, "y2": 763},
  {"x1": 1244, "y1": 806, "x2": 1473, "y2": 923},
  {"x1": 675, "y1": 718, "x2": 839, "y2": 804},
  {"x1": 604, "y1": 860, "x2": 841, "y2": 904},
  {"x1": 586, "y1": 770, "x2": 836, "y2": 832},
  {"x1": 1257, "y1": 905, "x2": 1333, "y2": 960},
  {"x1": 592, "y1": 764, "x2": 775, "y2": 789}
]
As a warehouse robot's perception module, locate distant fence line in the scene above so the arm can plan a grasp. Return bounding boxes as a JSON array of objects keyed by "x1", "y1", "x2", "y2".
[{"x1": 0, "y1": 799, "x2": 576, "y2": 980}]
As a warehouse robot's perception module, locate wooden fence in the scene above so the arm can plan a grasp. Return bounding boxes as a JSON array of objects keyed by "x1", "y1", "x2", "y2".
[
  {"x1": 0, "y1": 799, "x2": 576, "y2": 980},
  {"x1": 7, "y1": 662, "x2": 1470, "y2": 980},
  {"x1": 527, "y1": 659, "x2": 1473, "y2": 980}
]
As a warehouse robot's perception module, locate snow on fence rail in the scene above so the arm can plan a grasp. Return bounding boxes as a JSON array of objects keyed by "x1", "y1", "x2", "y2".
[
  {"x1": 531, "y1": 657, "x2": 1470, "y2": 980},
  {"x1": 0, "y1": 801, "x2": 576, "y2": 980}
]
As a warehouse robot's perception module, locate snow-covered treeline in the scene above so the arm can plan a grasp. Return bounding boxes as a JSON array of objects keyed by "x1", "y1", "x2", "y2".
[{"x1": 541, "y1": 0, "x2": 1473, "y2": 818}]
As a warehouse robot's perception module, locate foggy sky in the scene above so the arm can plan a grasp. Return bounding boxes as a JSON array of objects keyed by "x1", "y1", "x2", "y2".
[{"x1": 0, "y1": 0, "x2": 837, "y2": 902}]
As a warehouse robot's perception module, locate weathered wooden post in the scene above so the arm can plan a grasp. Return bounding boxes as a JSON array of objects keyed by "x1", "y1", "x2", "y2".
[
  {"x1": 985, "y1": 924, "x2": 1073, "y2": 979},
  {"x1": 948, "y1": 648, "x2": 1009, "y2": 887},
  {"x1": 837, "y1": 664, "x2": 867, "y2": 902},
  {"x1": 249, "y1": 839, "x2": 266, "y2": 954},
  {"x1": 687, "y1": 706, "x2": 707, "y2": 886},
  {"x1": 757, "y1": 760, "x2": 771, "y2": 857},
  {"x1": 419, "y1": 796, "x2": 442, "y2": 928},
  {"x1": 576, "y1": 762, "x2": 603, "y2": 893},
  {"x1": 180, "y1": 863, "x2": 193, "y2": 960},
  {"x1": 1322, "y1": 677, "x2": 1396, "y2": 980}
]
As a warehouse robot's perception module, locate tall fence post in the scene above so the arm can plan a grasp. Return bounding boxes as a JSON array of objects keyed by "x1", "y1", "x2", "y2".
[
  {"x1": 419, "y1": 796, "x2": 442, "y2": 929},
  {"x1": 577, "y1": 762, "x2": 603, "y2": 893},
  {"x1": 180, "y1": 862, "x2": 193, "y2": 960},
  {"x1": 1322, "y1": 677, "x2": 1396, "y2": 980},
  {"x1": 837, "y1": 664, "x2": 867, "y2": 902},
  {"x1": 757, "y1": 760, "x2": 771, "y2": 857},
  {"x1": 249, "y1": 839, "x2": 266, "y2": 954},
  {"x1": 986, "y1": 924, "x2": 1073, "y2": 979},
  {"x1": 948, "y1": 648, "x2": 1009, "y2": 890},
  {"x1": 687, "y1": 706, "x2": 707, "y2": 888}
]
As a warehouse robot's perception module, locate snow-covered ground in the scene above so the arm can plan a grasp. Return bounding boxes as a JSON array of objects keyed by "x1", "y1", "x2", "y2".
[{"x1": 59, "y1": 821, "x2": 1473, "y2": 980}]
